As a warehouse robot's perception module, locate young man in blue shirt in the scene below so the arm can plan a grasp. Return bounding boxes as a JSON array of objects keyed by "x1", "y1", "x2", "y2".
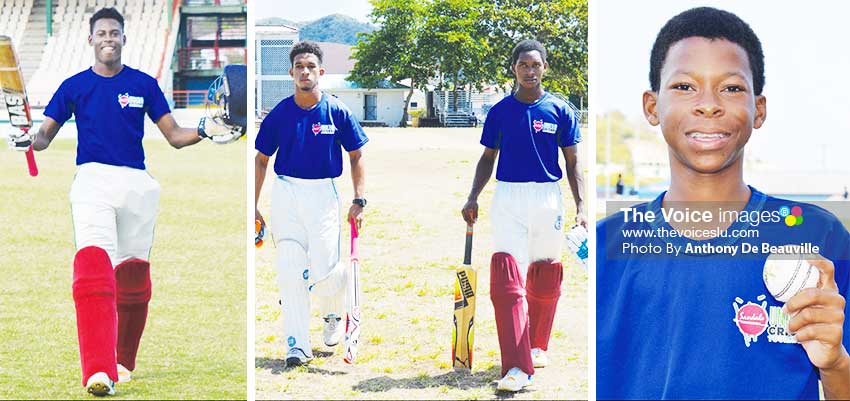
[
  {"x1": 597, "y1": 7, "x2": 850, "y2": 399},
  {"x1": 5, "y1": 8, "x2": 241, "y2": 396},
  {"x1": 254, "y1": 40, "x2": 368, "y2": 368},
  {"x1": 461, "y1": 39, "x2": 585, "y2": 392}
]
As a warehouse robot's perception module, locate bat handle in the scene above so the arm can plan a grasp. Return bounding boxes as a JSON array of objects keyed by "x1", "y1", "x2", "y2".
[
  {"x1": 463, "y1": 223, "x2": 473, "y2": 265},
  {"x1": 350, "y1": 218, "x2": 359, "y2": 260},
  {"x1": 25, "y1": 146, "x2": 38, "y2": 177}
]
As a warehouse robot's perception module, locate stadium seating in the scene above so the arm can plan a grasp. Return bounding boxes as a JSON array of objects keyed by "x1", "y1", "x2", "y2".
[
  {"x1": 0, "y1": 0, "x2": 33, "y2": 49},
  {"x1": 23, "y1": 0, "x2": 170, "y2": 105}
]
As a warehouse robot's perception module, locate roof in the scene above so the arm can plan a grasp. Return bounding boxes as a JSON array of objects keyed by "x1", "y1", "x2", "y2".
[
  {"x1": 316, "y1": 42, "x2": 356, "y2": 74},
  {"x1": 256, "y1": 25, "x2": 299, "y2": 35},
  {"x1": 321, "y1": 74, "x2": 409, "y2": 90}
]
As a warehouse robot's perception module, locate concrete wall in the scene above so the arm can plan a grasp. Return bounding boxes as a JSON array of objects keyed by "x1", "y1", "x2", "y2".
[{"x1": 325, "y1": 90, "x2": 407, "y2": 127}]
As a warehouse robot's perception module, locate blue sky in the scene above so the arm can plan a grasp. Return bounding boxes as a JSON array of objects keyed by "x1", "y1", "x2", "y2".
[{"x1": 255, "y1": 0, "x2": 373, "y2": 23}]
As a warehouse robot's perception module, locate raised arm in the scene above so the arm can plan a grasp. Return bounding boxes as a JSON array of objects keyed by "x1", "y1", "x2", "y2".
[
  {"x1": 155, "y1": 113, "x2": 202, "y2": 149},
  {"x1": 31, "y1": 116, "x2": 62, "y2": 151}
]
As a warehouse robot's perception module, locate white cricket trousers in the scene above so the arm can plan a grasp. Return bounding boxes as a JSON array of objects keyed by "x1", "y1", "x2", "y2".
[
  {"x1": 70, "y1": 162, "x2": 160, "y2": 267},
  {"x1": 272, "y1": 175, "x2": 345, "y2": 357},
  {"x1": 491, "y1": 181, "x2": 564, "y2": 277}
]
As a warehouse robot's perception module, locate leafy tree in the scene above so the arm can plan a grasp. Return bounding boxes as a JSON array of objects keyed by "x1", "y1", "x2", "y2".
[
  {"x1": 487, "y1": 0, "x2": 588, "y2": 101},
  {"x1": 349, "y1": 0, "x2": 432, "y2": 126}
]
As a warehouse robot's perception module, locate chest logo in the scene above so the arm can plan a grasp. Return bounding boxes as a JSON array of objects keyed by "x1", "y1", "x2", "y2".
[
  {"x1": 118, "y1": 93, "x2": 144, "y2": 109},
  {"x1": 532, "y1": 119, "x2": 557, "y2": 134},
  {"x1": 311, "y1": 122, "x2": 335, "y2": 135},
  {"x1": 732, "y1": 296, "x2": 797, "y2": 348}
]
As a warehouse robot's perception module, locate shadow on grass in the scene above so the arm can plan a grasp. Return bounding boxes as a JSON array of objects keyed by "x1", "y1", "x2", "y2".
[
  {"x1": 353, "y1": 366, "x2": 523, "y2": 394},
  {"x1": 255, "y1": 352, "x2": 347, "y2": 376}
]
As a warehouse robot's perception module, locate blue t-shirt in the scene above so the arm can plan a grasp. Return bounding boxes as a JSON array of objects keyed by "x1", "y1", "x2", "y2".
[
  {"x1": 597, "y1": 187, "x2": 850, "y2": 399},
  {"x1": 480, "y1": 92, "x2": 581, "y2": 183},
  {"x1": 45, "y1": 66, "x2": 170, "y2": 170},
  {"x1": 255, "y1": 93, "x2": 368, "y2": 179}
]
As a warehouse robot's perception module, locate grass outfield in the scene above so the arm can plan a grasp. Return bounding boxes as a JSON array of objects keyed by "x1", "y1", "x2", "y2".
[
  {"x1": 0, "y1": 139, "x2": 246, "y2": 399},
  {"x1": 255, "y1": 127, "x2": 589, "y2": 400}
]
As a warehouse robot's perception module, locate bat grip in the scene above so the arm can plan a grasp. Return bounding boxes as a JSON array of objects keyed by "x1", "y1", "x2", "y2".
[
  {"x1": 350, "y1": 218, "x2": 359, "y2": 260},
  {"x1": 23, "y1": 126, "x2": 37, "y2": 177},
  {"x1": 463, "y1": 224, "x2": 473, "y2": 265}
]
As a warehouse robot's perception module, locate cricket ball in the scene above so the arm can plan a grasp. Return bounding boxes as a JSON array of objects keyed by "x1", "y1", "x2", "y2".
[{"x1": 762, "y1": 253, "x2": 819, "y2": 303}]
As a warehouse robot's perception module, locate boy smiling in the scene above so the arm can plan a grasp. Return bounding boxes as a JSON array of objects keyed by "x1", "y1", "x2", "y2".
[{"x1": 597, "y1": 7, "x2": 850, "y2": 399}]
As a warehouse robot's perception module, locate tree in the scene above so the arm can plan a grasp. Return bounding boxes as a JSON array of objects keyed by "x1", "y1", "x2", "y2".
[
  {"x1": 486, "y1": 0, "x2": 588, "y2": 101},
  {"x1": 348, "y1": 0, "x2": 432, "y2": 127}
]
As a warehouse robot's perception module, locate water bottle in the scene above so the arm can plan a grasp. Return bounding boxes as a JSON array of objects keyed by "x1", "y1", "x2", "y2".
[{"x1": 565, "y1": 224, "x2": 588, "y2": 268}]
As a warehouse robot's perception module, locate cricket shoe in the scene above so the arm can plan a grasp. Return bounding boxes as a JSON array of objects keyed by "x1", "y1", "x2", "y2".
[
  {"x1": 496, "y1": 367, "x2": 532, "y2": 392},
  {"x1": 116, "y1": 364, "x2": 131, "y2": 383},
  {"x1": 285, "y1": 347, "x2": 312, "y2": 367},
  {"x1": 85, "y1": 372, "x2": 115, "y2": 397},
  {"x1": 323, "y1": 313, "x2": 344, "y2": 346},
  {"x1": 531, "y1": 348, "x2": 548, "y2": 368}
]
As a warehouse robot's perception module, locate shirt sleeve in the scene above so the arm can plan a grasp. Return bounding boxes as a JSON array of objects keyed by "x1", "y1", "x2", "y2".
[
  {"x1": 480, "y1": 105, "x2": 501, "y2": 149},
  {"x1": 336, "y1": 106, "x2": 368, "y2": 152},
  {"x1": 43, "y1": 79, "x2": 74, "y2": 125},
  {"x1": 255, "y1": 107, "x2": 280, "y2": 157},
  {"x1": 558, "y1": 105, "x2": 582, "y2": 148},
  {"x1": 146, "y1": 78, "x2": 171, "y2": 123}
]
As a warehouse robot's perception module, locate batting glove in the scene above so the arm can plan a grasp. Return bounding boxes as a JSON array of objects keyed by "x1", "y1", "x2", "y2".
[
  {"x1": 198, "y1": 117, "x2": 245, "y2": 145},
  {"x1": 6, "y1": 127, "x2": 32, "y2": 151}
]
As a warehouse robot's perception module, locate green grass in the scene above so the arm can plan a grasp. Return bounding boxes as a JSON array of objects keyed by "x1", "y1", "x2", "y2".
[
  {"x1": 254, "y1": 127, "x2": 587, "y2": 400},
  {"x1": 0, "y1": 139, "x2": 247, "y2": 399}
]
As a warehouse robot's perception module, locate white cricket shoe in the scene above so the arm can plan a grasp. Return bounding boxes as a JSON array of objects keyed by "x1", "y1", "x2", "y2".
[
  {"x1": 323, "y1": 313, "x2": 344, "y2": 346},
  {"x1": 496, "y1": 367, "x2": 532, "y2": 392},
  {"x1": 531, "y1": 348, "x2": 548, "y2": 368},
  {"x1": 85, "y1": 372, "x2": 115, "y2": 396},
  {"x1": 116, "y1": 364, "x2": 131, "y2": 383},
  {"x1": 285, "y1": 347, "x2": 312, "y2": 367}
]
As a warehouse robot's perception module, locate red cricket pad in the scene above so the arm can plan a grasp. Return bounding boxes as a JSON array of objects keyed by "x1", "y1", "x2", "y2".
[
  {"x1": 115, "y1": 258, "x2": 152, "y2": 372},
  {"x1": 72, "y1": 246, "x2": 118, "y2": 386},
  {"x1": 527, "y1": 260, "x2": 563, "y2": 351},
  {"x1": 489, "y1": 252, "x2": 534, "y2": 377}
]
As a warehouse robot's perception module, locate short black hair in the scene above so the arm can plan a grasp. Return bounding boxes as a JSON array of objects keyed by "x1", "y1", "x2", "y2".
[
  {"x1": 90, "y1": 7, "x2": 124, "y2": 34},
  {"x1": 511, "y1": 39, "x2": 547, "y2": 65},
  {"x1": 290, "y1": 40, "x2": 323, "y2": 65},
  {"x1": 649, "y1": 7, "x2": 765, "y2": 95}
]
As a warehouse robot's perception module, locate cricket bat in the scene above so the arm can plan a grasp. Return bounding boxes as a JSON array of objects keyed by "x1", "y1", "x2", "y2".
[
  {"x1": 343, "y1": 219, "x2": 362, "y2": 364},
  {"x1": 452, "y1": 222, "x2": 477, "y2": 369},
  {"x1": 0, "y1": 36, "x2": 38, "y2": 176}
]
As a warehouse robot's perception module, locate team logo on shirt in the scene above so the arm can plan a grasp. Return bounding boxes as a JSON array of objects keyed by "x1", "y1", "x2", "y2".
[
  {"x1": 117, "y1": 93, "x2": 144, "y2": 109},
  {"x1": 732, "y1": 296, "x2": 797, "y2": 347},
  {"x1": 311, "y1": 122, "x2": 335, "y2": 135},
  {"x1": 532, "y1": 119, "x2": 558, "y2": 134}
]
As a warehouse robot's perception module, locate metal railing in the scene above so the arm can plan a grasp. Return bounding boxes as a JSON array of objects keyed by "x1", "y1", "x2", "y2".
[
  {"x1": 169, "y1": 90, "x2": 209, "y2": 108},
  {"x1": 177, "y1": 46, "x2": 246, "y2": 70}
]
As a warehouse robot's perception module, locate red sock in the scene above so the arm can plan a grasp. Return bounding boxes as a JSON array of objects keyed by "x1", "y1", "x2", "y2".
[
  {"x1": 527, "y1": 260, "x2": 563, "y2": 351},
  {"x1": 72, "y1": 246, "x2": 118, "y2": 386},
  {"x1": 115, "y1": 259, "x2": 151, "y2": 372},
  {"x1": 489, "y1": 252, "x2": 534, "y2": 377}
]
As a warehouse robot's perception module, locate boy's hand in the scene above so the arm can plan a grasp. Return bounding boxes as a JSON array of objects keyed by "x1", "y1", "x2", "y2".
[{"x1": 786, "y1": 257, "x2": 849, "y2": 370}]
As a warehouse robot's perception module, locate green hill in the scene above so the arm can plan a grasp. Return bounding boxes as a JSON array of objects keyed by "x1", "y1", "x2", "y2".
[{"x1": 256, "y1": 14, "x2": 376, "y2": 46}]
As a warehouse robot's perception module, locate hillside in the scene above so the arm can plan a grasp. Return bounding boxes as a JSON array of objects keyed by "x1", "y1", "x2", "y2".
[{"x1": 256, "y1": 14, "x2": 376, "y2": 45}]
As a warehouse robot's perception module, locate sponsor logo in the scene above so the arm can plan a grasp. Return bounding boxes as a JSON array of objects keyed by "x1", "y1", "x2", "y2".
[
  {"x1": 312, "y1": 122, "x2": 335, "y2": 135},
  {"x1": 287, "y1": 336, "x2": 296, "y2": 347},
  {"x1": 532, "y1": 119, "x2": 558, "y2": 134},
  {"x1": 779, "y1": 205, "x2": 804, "y2": 227},
  {"x1": 2, "y1": 91, "x2": 29, "y2": 126},
  {"x1": 117, "y1": 93, "x2": 144, "y2": 109},
  {"x1": 732, "y1": 296, "x2": 797, "y2": 347},
  {"x1": 555, "y1": 215, "x2": 563, "y2": 230}
]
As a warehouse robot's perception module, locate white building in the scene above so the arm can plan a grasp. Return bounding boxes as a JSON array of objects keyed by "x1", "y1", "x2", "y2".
[
  {"x1": 255, "y1": 25, "x2": 298, "y2": 113},
  {"x1": 322, "y1": 74, "x2": 409, "y2": 127}
]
